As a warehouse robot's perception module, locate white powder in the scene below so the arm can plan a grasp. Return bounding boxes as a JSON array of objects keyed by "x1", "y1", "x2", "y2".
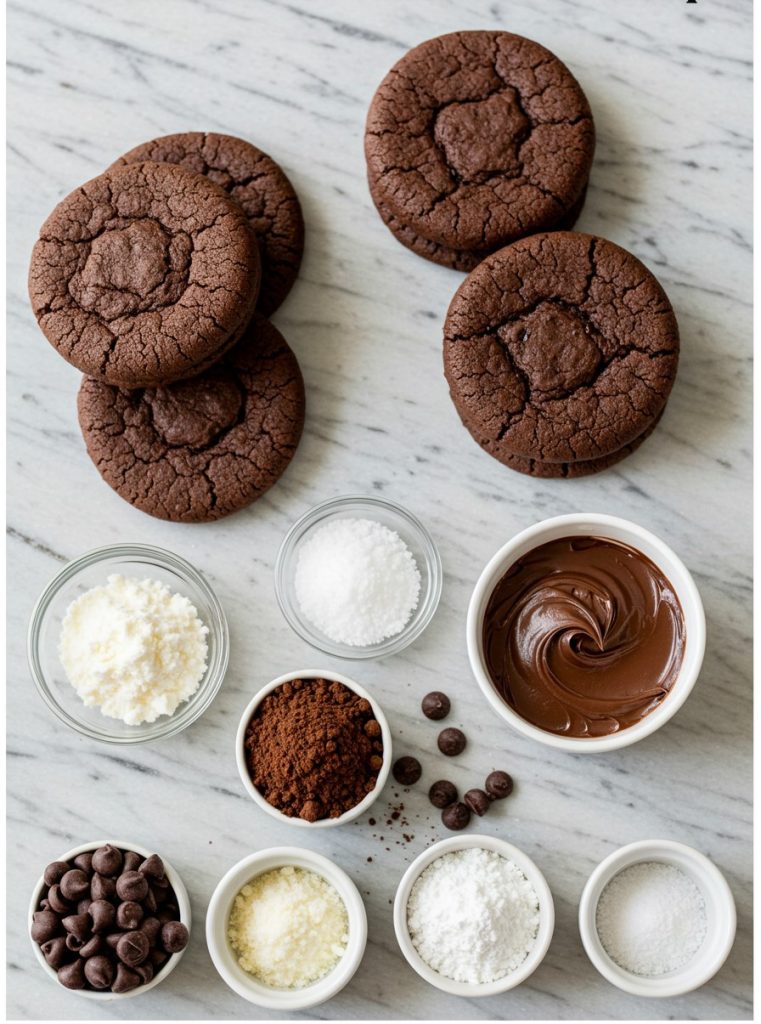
[
  {"x1": 407, "y1": 848, "x2": 540, "y2": 984},
  {"x1": 59, "y1": 574, "x2": 208, "y2": 725},
  {"x1": 596, "y1": 861, "x2": 707, "y2": 976},
  {"x1": 227, "y1": 866, "x2": 349, "y2": 988},
  {"x1": 294, "y1": 517, "x2": 421, "y2": 646}
]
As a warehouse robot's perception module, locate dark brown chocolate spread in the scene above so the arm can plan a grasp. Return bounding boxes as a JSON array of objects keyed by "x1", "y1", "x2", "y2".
[{"x1": 483, "y1": 536, "x2": 686, "y2": 737}]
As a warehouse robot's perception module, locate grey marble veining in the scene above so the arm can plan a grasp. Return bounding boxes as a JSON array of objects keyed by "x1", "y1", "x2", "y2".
[{"x1": 6, "y1": 0, "x2": 752, "y2": 1019}]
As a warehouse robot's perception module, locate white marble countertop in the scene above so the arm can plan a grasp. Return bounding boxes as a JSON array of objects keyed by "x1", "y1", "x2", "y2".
[{"x1": 7, "y1": 0, "x2": 752, "y2": 1019}]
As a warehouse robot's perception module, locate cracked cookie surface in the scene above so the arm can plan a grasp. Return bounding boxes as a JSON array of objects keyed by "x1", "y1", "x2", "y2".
[
  {"x1": 444, "y1": 232, "x2": 679, "y2": 472},
  {"x1": 78, "y1": 314, "x2": 305, "y2": 522},
  {"x1": 112, "y1": 133, "x2": 303, "y2": 316},
  {"x1": 29, "y1": 161, "x2": 261, "y2": 388},
  {"x1": 365, "y1": 30, "x2": 594, "y2": 253}
]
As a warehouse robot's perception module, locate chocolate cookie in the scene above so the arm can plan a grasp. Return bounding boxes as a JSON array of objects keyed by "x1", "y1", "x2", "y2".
[
  {"x1": 444, "y1": 233, "x2": 679, "y2": 474},
  {"x1": 365, "y1": 31, "x2": 594, "y2": 254},
  {"x1": 112, "y1": 133, "x2": 304, "y2": 316},
  {"x1": 77, "y1": 314, "x2": 305, "y2": 522},
  {"x1": 370, "y1": 167, "x2": 588, "y2": 271},
  {"x1": 29, "y1": 161, "x2": 261, "y2": 388}
]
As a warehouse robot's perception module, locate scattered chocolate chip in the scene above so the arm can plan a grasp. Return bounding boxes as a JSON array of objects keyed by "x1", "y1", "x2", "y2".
[
  {"x1": 138, "y1": 854, "x2": 164, "y2": 880},
  {"x1": 437, "y1": 727, "x2": 466, "y2": 756},
  {"x1": 464, "y1": 788, "x2": 491, "y2": 816},
  {"x1": 91, "y1": 844, "x2": 123, "y2": 877},
  {"x1": 60, "y1": 869, "x2": 90, "y2": 901},
  {"x1": 485, "y1": 770, "x2": 513, "y2": 799},
  {"x1": 117, "y1": 930, "x2": 150, "y2": 967},
  {"x1": 40, "y1": 936, "x2": 68, "y2": 969},
  {"x1": 421, "y1": 691, "x2": 451, "y2": 720},
  {"x1": 428, "y1": 780, "x2": 458, "y2": 808},
  {"x1": 43, "y1": 862, "x2": 69, "y2": 887},
  {"x1": 392, "y1": 756, "x2": 422, "y2": 786},
  {"x1": 73, "y1": 852, "x2": 94, "y2": 875},
  {"x1": 84, "y1": 955, "x2": 114, "y2": 990},
  {"x1": 58, "y1": 958, "x2": 86, "y2": 990},
  {"x1": 116, "y1": 901, "x2": 143, "y2": 931},
  {"x1": 46, "y1": 885, "x2": 72, "y2": 915},
  {"x1": 161, "y1": 920, "x2": 189, "y2": 954},
  {"x1": 116, "y1": 870, "x2": 149, "y2": 903},
  {"x1": 89, "y1": 899, "x2": 116, "y2": 934},
  {"x1": 112, "y1": 963, "x2": 141, "y2": 994},
  {"x1": 31, "y1": 910, "x2": 60, "y2": 944},
  {"x1": 442, "y1": 801, "x2": 471, "y2": 830},
  {"x1": 90, "y1": 873, "x2": 116, "y2": 902}
]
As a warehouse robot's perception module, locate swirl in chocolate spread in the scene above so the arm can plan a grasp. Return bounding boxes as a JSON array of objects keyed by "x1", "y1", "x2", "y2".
[{"x1": 483, "y1": 536, "x2": 686, "y2": 737}]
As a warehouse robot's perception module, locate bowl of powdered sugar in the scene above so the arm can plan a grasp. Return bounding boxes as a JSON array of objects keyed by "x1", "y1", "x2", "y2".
[
  {"x1": 27, "y1": 543, "x2": 228, "y2": 743},
  {"x1": 393, "y1": 834, "x2": 555, "y2": 996},
  {"x1": 275, "y1": 495, "x2": 442, "y2": 659},
  {"x1": 579, "y1": 839, "x2": 736, "y2": 997}
]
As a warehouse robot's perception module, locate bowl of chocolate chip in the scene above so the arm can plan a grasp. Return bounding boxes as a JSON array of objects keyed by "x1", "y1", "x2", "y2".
[
  {"x1": 28, "y1": 840, "x2": 190, "y2": 999},
  {"x1": 467, "y1": 514, "x2": 705, "y2": 753},
  {"x1": 236, "y1": 670, "x2": 392, "y2": 827}
]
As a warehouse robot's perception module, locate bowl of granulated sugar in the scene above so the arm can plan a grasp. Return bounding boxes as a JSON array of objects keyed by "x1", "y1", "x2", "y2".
[
  {"x1": 393, "y1": 834, "x2": 555, "y2": 996},
  {"x1": 275, "y1": 495, "x2": 442, "y2": 659}
]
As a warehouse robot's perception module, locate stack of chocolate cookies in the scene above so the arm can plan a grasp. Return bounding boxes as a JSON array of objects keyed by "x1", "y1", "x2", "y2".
[
  {"x1": 365, "y1": 30, "x2": 679, "y2": 477},
  {"x1": 28, "y1": 133, "x2": 306, "y2": 522}
]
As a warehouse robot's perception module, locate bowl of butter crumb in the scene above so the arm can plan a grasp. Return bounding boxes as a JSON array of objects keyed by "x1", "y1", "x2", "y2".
[
  {"x1": 27, "y1": 543, "x2": 229, "y2": 743},
  {"x1": 206, "y1": 846, "x2": 367, "y2": 1010}
]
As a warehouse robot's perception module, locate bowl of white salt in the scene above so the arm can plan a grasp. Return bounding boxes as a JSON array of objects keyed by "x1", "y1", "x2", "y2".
[
  {"x1": 579, "y1": 839, "x2": 736, "y2": 997},
  {"x1": 275, "y1": 495, "x2": 442, "y2": 659},
  {"x1": 393, "y1": 834, "x2": 555, "y2": 997}
]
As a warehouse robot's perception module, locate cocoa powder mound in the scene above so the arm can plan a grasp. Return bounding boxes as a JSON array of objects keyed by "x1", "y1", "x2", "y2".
[{"x1": 244, "y1": 678, "x2": 384, "y2": 821}]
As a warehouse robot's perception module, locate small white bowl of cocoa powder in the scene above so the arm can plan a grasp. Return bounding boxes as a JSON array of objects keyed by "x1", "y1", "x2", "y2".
[{"x1": 235, "y1": 669, "x2": 392, "y2": 828}]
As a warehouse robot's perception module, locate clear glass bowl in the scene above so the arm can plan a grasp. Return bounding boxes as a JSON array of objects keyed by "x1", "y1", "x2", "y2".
[
  {"x1": 27, "y1": 544, "x2": 229, "y2": 744},
  {"x1": 275, "y1": 495, "x2": 442, "y2": 660}
]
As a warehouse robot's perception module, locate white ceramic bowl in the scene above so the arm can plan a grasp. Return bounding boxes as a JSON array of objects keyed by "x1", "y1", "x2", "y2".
[
  {"x1": 579, "y1": 839, "x2": 736, "y2": 997},
  {"x1": 275, "y1": 494, "x2": 442, "y2": 660},
  {"x1": 467, "y1": 513, "x2": 706, "y2": 753},
  {"x1": 206, "y1": 846, "x2": 367, "y2": 1010},
  {"x1": 28, "y1": 839, "x2": 191, "y2": 1001},
  {"x1": 393, "y1": 834, "x2": 555, "y2": 997},
  {"x1": 235, "y1": 669, "x2": 392, "y2": 828}
]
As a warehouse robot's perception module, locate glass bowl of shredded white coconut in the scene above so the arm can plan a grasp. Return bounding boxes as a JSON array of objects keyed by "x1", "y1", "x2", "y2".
[
  {"x1": 275, "y1": 495, "x2": 442, "y2": 659},
  {"x1": 27, "y1": 543, "x2": 229, "y2": 743}
]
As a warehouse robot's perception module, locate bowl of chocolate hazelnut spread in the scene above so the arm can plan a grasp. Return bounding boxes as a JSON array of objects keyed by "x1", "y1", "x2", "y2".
[{"x1": 467, "y1": 515, "x2": 705, "y2": 752}]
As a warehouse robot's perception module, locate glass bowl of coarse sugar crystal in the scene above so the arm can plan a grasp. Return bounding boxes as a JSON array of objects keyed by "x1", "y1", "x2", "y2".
[
  {"x1": 275, "y1": 495, "x2": 442, "y2": 660},
  {"x1": 27, "y1": 543, "x2": 229, "y2": 744}
]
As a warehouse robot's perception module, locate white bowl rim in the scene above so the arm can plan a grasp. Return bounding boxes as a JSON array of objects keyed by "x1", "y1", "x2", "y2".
[
  {"x1": 466, "y1": 513, "x2": 706, "y2": 753},
  {"x1": 28, "y1": 839, "x2": 191, "y2": 1000},
  {"x1": 205, "y1": 845, "x2": 368, "y2": 1010},
  {"x1": 235, "y1": 668, "x2": 392, "y2": 828},
  {"x1": 274, "y1": 493, "x2": 443, "y2": 660},
  {"x1": 578, "y1": 839, "x2": 737, "y2": 997},
  {"x1": 26, "y1": 542, "x2": 229, "y2": 744},
  {"x1": 393, "y1": 834, "x2": 555, "y2": 997}
]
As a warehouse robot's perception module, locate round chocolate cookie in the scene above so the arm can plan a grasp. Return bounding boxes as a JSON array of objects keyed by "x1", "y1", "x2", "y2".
[
  {"x1": 365, "y1": 31, "x2": 594, "y2": 254},
  {"x1": 77, "y1": 314, "x2": 305, "y2": 522},
  {"x1": 444, "y1": 233, "x2": 679, "y2": 475},
  {"x1": 369, "y1": 167, "x2": 588, "y2": 272},
  {"x1": 112, "y1": 133, "x2": 304, "y2": 316},
  {"x1": 29, "y1": 161, "x2": 261, "y2": 388}
]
